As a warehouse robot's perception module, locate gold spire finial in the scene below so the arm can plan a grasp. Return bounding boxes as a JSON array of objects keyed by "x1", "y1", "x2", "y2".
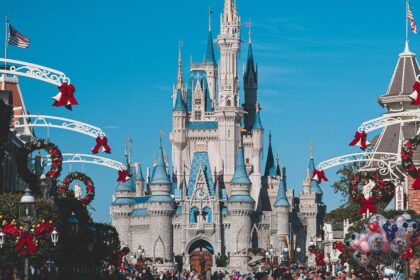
[
  {"x1": 256, "y1": 101, "x2": 260, "y2": 112},
  {"x1": 209, "y1": 6, "x2": 213, "y2": 32},
  {"x1": 310, "y1": 141, "x2": 313, "y2": 159},
  {"x1": 246, "y1": 19, "x2": 252, "y2": 44},
  {"x1": 176, "y1": 41, "x2": 183, "y2": 90}
]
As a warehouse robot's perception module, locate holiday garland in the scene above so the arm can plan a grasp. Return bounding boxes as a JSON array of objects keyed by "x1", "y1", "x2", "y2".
[
  {"x1": 17, "y1": 139, "x2": 63, "y2": 189},
  {"x1": 401, "y1": 134, "x2": 420, "y2": 189},
  {"x1": 349, "y1": 171, "x2": 394, "y2": 214},
  {"x1": 59, "y1": 171, "x2": 95, "y2": 206},
  {"x1": 1, "y1": 219, "x2": 56, "y2": 257}
]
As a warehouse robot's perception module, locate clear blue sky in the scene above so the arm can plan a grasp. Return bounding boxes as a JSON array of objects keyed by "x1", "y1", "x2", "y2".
[{"x1": 2, "y1": 0, "x2": 415, "y2": 222}]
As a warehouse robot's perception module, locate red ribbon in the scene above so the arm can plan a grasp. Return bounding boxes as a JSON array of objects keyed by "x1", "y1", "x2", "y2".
[
  {"x1": 401, "y1": 248, "x2": 415, "y2": 261},
  {"x1": 358, "y1": 197, "x2": 376, "y2": 214},
  {"x1": 52, "y1": 83, "x2": 78, "y2": 110},
  {"x1": 412, "y1": 168, "x2": 420, "y2": 189},
  {"x1": 117, "y1": 169, "x2": 131, "y2": 183},
  {"x1": 312, "y1": 169, "x2": 328, "y2": 183},
  {"x1": 334, "y1": 241, "x2": 345, "y2": 252},
  {"x1": 349, "y1": 131, "x2": 368, "y2": 150},
  {"x1": 92, "y1": 136, "x2": 111, "y2": 154},
  {"x1": 410, "y1": 81, "x2": 420, "y2": 105}
]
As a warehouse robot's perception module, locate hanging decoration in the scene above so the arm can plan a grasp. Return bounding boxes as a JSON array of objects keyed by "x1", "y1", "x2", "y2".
[
  {"x1": 401, "y1": 135, "x2": 420, "y2": 189},
  {"x1": 117, "y1": 168, "x2": 131, "y2": 183},
  {"x1": 52, "y1": 82, "x2": 78, "y2": 110},
  {"x1": 349, "y1": 172, "x2": 394, "y2": 215},
  {"x1": 349, "y1": 131, "x2": 369, "y2": 150},
  {"x1": 17, "y1": 139, "x2": 63, "y2": 190},
  {"x1": 409, "y1": 77, "x2": 420, "y2": 105},
  {"x1": 59, "y1": 171, "x2": 95, "y2": 206},
  {"x1": 312, "y1": 168, "x2": 328, "y2": 183},
  {"x1": 91, "y1": 136, "x2": 111, "y2": 154}
]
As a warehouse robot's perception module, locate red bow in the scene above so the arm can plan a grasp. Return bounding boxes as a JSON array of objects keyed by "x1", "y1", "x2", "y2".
[
  {"x1": 412, "y1": 168, "x2": 420, "y2": 189},
  {"x1": 52, "y1": 83, "x2": 78, "y2": 110},
  {"x1": 358, "y1": 197, "x2": 376, "y2": 214},
  {"x1": 349, "y1": 131, "x2": 369, "y2": 150},
  {"x1": 409, "y1": 81, "x2": 420, "y2": 105},
  {"x1": 312, "y1": 169, "x2": 328, "y2": 183},
  {"x1": 92, "y1": 136, "x2": 111, "y2": 154},
  {"x1": 401, "y1": 248, "x2": 415, "y2": 261},
  {"x1": 117, "y1": 169, "x2": 131, "y2": 183},
  {"x1": 334, "y1": 241, "x2": 345, "y2": 252}
]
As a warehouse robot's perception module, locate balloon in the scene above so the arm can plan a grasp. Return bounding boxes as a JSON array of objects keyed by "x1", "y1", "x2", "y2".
[
  {"x1": 369, "y1": 214, "x2": 387, "y2": 231},
  {"x1": 359, "y1": 240, "x2": 371, "y2": 253},
  {"x1": 367, "y1": 221, "x2": 381, "y2": 233},
  {"x1": 396, "y1": 216, "x2": 406, "y2": 224},
  {"x1": 382, "y1": 240, "x2": 390, "y2": 253},
  {"x1": 402, "y1": 213, "x2": 412, "y2": 220},
  {"x1": 360, "y1": 233, "x2": 369, "y2": 241},
  {"x1": 404, "y1": 221, "x2": 418, "y2": 238},
  {"x1": 353, "y1": 239, "x2": 361, "y2": 248},
  {"x1": 383, "y1": 221, "x2": 398, "y2": 241},
  {"x1": 368, "y1": 233, "x2": 384, "y2": 252},
  {"x1": 391, "y1": 237, "x2": 407, "y2": 254}
]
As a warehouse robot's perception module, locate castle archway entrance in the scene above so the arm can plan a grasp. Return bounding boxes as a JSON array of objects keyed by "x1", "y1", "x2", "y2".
[{"x1": 188, "y1": 240, "x2": 213, "y2": 274}]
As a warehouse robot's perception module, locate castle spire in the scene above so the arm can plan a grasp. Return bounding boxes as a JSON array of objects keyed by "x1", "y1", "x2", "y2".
[
  {"x1": 231, "y1": 146, "x2": 252, "y2": 185},
  {"x1": 308, "y1": 143, "x2": 322, "y2": 194},
  {"x1": 264, "y1": 132, "x2": 276, "y2": 177},
  {"x1": 252, "y1": 102, "x2": 263, "y2": 131},
  {"x1": 151, "y1": 138, "x2": 171, "y2": 185},
  {"x1": 176, "y1": 41, "x2": 183, "y2": 90},
  {"x1": 274, "y1": 168, "x2": 290, "y2": 208},
  {"x1": 205, "y1": 10, "x2": 216, "y2": 64}
]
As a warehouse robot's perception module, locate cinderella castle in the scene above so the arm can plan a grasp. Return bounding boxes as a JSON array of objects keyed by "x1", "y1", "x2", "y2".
[{"x1": 111, "y1": 0, "x2": 325, "y2": 272}]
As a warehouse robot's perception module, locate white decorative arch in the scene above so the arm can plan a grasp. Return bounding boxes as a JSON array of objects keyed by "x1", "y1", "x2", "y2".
[
  {"x1": 13, "y1": 114, "x2": 105, "y2": 139},
  {"x1": 0, "y1": 58, "x2": 70, "y2": 86},
  {"x1": 45, "y1": 153, "x2": 125, "y2": 171},
  {"x1": 316, "y1": 152, "x2": 405, "y2": 181},
  {"x1": 357, "y1": 111, "x2": 420, "y2": 133}
]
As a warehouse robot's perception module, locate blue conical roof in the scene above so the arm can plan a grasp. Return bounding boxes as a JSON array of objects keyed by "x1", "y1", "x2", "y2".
[
  {"x1": 264, "y1": 132, "x2": 275, "y2": 177},
  {"x1": 309, "y1": 158, "x2": 323, "y2": 194},
  {"x1": 274, "y1": 176, "x2": 290, "y2": 208},
  {"x1": 151, "y1": 141, "x2": 171, "y2": 185},
  {"x1": 173, "y1": 89, "x2": 187, "y2": 112},
  {"x1": 204, "y1": 31, "x2": 216, "y2": 64},
  {"x1": 231, "y1": 146, "x2": 252, "y2": 185},
  {"x1": 252, "y1": 110, "x2": 263, "y2": 131},
  {"x1": 116, "y1": 179, "x2": 135, "y2": 192},
  {"x1": 136, "y1": 163, "x2": 144, "y2": 181},
  {"x1": 244, "y1": 43, "x2": 256, "y2": 79}
]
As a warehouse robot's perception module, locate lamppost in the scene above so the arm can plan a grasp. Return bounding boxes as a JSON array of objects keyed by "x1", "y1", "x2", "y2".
[
  {"x1": 282, "y1": 248, "x2": 289, "y2": 266},
  {"x1": 50, "y1": 228, "x2": 59, "y2": 246},
  {"x1": 265, "y1": 245, "x2": 275, "y2": 268},
  {"x1": 295, "y1": 247, "x2": 301, "y2": 264},
  {"x1": 19, "y1": 188, "x2": 36, "y2": 280}
]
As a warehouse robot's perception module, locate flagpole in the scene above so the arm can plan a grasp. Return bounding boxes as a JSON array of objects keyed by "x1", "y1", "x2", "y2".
[
  {"x1": 3, "y1": 15, "x2": 7, "y2": 90},
  {"x1": 406, "y1": 0, "x2": 409, "y2": 45}
]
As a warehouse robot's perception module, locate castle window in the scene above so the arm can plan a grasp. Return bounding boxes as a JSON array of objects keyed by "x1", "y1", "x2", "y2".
[
  {"x1": 189, "y1": 207, "x2": 199, "y2": 223},
  {"x1": 202, "y1": 207, "x2": 213, "y2": 224},
  {"x1": 246, "y1": 158, "x2": 249, "y2": 164},
  {"x1": 226, "y1": 100, "x2": 231, "y2": 106},
  {"x1": 194, "y1": 111, "x2": 201, "y2": 120}
]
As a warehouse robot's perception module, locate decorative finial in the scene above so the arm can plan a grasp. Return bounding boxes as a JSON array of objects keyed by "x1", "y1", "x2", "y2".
[
  {"x1": 310, "y1": 141, "x2": 313, "y2": 159},
  {"x1": 246, "y1": 19, "x2": 252, "y2": 44},
  {"x1": 209, "y1": 6, "x2": 213, "y2": 32},
  {"x1": 256, "y1": 101, "x2": 260, "y2": 112},
  {"x1": 176, "y1": 41, "x2": 183, "y2": 90}
]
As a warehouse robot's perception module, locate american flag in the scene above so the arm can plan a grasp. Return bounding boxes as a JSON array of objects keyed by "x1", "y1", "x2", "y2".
[
  {"x1": 8, "y1": 24, "x2": 30, "y2": 48},
  {"x1": 408, "y1": 5, "x2": 418, "y2": 34}
]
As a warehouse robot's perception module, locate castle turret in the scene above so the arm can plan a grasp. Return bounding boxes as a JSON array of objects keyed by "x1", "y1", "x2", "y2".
[
  {"x1": 134, "y1": 162, "x2": 145, "y2": 197},
  {"x1": 308, "y1": 143, "x2": 323, "y2": 195},
  {"x1": 226, "y1": 146, "x2": 254, "y2": 271},
  {"x1": 147, "y1": 140, "x2": 176, "y2": 268},
  {"x1": 204, "y1": 9, "x2": 217, "y2": 105},
  {"x1": 171, "y1": 46, "x2": 188, "y2": 184},
  {"x1": 249, "y1": 103, "x2": 263, "y2": 206},
  {"x1": 274, "y1": 168, "x2": 290, "y2": 255}
]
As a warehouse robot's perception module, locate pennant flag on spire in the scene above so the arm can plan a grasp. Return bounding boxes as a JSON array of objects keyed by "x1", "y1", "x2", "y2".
[
  {"x1": 8, "y1": 24, "x2": 30, "y2": 48},
  {"x1": 408, "y1": 5, "x2": 418, "y2": 34}
]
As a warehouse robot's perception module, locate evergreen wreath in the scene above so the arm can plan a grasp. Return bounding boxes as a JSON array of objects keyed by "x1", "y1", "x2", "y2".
[
  {"x1": 401, "y1": 135, "x2": 420, "y2": 178},
  {"x1": 59, "y1": 171, "x2": 95, "y2": 206},
  {"x1": 17, "y1": 139, "x2": 63, "y2": 189}
]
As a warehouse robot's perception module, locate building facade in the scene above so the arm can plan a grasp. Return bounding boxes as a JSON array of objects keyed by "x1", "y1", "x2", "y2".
[{"x1": 111, "y1": 0, "x2": 325, "y2": 272}]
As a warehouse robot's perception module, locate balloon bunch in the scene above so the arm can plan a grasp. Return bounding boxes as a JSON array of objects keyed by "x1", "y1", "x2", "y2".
[{"x1": 345, "y1": 213, "x2": 419, "y2": 267}]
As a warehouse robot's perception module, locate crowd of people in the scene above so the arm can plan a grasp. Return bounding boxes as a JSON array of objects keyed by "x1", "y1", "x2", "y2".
[{"x1": 105, "y1": 261, "x2": 420, "y2": 280}]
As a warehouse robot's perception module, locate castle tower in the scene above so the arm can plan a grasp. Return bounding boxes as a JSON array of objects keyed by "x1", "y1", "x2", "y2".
[
  {"x1": 214, "y1": 0, "x2": 243, "y2": 181},
  {"x1": 226, "y1": 146, "x2": 255, "y2": 271},
  {"x1": 134, "y1": 162, "x2": 145, "y2": 197},
  {"x1": 264, "y1": 132, "x2": 280, "y2": 209},
  {"x1": 171, "y1": 45, "x2": 188, "y2": 184},
  {"x1": 274, "y1": 169, "x2": 290, "y2": 255},
  {"x1": 147, "y1": 140, "x2": 176, "y2": 268},
  {"x1": 243, "y1": 24, "x2": 258, "y2": 131}
]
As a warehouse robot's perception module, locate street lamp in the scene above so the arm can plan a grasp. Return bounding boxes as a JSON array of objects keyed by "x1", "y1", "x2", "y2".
[
  {"x1": 295, "y1": 247, "x2": 301, "y2": 264},
  {"x1": 0, "y1": 230, "x2": 4, "y2": 248},
  {"x1": 19, "y1": 188, "x2": 36, "y2": 280},
  {"x1": 67, "y1": 212, "x2": 79, "y2": 236},
  {"x1": 50, "y1": 228, "x2": 59, "y2": 246}
]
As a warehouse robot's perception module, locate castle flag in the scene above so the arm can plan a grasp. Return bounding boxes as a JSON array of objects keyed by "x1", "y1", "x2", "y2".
[
  {"x1": 8, "y1": 24, "x2": 30, "y2": 48},
  {"x1": 408, "y1": 5, "x2": 418, "y2": 34}
]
